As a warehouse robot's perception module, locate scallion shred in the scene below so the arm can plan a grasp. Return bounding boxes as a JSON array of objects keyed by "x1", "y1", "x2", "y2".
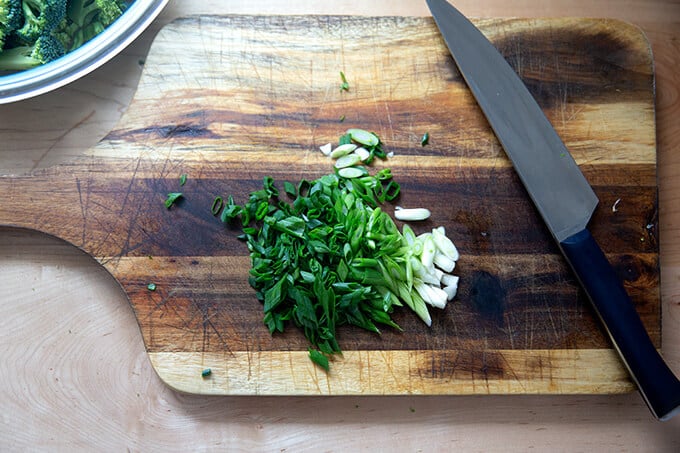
[
  {"x1": 308, "y1": 348, "x2": 330, "y2": 371},
  {"x1": 340, "y1": 71, "x2": 350, "y2": 91},
  {"x1": 165, "y1": 192, "x2": 183, "y2": 209}
]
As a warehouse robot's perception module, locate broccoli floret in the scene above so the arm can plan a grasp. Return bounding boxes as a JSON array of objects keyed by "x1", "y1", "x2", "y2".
[
  {"x1": 89, "y1": 0, "x2": 126, "y2": 26},
  {"x1": 14, "y1": 0, "x2": 67, "y2": 44},
  {"x1": 0, "y1": 0, "x2": 24, "y2": 48},
  {"x1": 0, "y1": 32, "x2": 64, "y2": 70},
  {"x1": 0, "y1": 0, "x2": 129, "y2": 73},
  {"x1": 55, "y1": 0, "x2": 126, "y2": 52}
]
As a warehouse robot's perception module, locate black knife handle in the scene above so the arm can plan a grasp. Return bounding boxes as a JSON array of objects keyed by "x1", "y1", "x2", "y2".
[{"x1": 561, "y1": 228, "x2": 680, "y2": 421}]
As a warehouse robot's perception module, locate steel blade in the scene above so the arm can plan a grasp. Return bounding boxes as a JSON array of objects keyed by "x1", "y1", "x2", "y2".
[{"x1": 427, "y1": 0, "x2": 598, "y2": 242}]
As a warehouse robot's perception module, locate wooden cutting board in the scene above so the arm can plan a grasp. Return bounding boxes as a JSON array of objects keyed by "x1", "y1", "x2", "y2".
[{"x1": 0, "y1": 16, "x2": 658, "y2": 395}]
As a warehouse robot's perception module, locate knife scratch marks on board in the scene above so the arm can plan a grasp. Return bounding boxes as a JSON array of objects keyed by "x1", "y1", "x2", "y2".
[
  {"x1": 365, "y1": 351, "x2": 372, "y2": 391},
  {"x1": 199, "y1": 261, "x2": 228, "y2": 355},
  {"x1": 498, "y1": 351, "x2": 525, "y2": 391},
  {"x1": 144, "y1": 288, "x2": 181, "y2": 347},
  {"x1": 504, "y1": 307, "x2": 515, "y2": 350},
  {"x1": 75, "y1": 177, "x2": 88, "y2": 248},
  {"x1": 380, "y1": 350, "x2": 400, "y2": 391},
  {"x1": 197, "y1": 300, "x2": 230, "y2": 355},
  {"x1": 307, "y1": 355, "x2": 324, "y2": 394},
  {"x1": 545, "y1": 298, "x2": 560, "y2": 343},
  {"x1": 285, "y1": 351, "x2": 295, "y2": 389},
  {"x1": 114, "y1": 153, "x2": 147, "y2": 259},
  {"x1": 526, "y1": 304, "x2": 534, "y2": 351},
  {"x1": 512, "y1": 34, "x2": 523, "y2": 81},
  {"x1": 246, "y1": 347, "x2": 253, "y2": 381}
]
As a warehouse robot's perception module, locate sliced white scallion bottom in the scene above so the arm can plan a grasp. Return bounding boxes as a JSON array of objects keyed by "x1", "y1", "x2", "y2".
[
  {"x1": 334, "y1": 153, "x2": 362, "y2": 169},
  {"x1": 433, "y1": 252, "x2": 456, "y2": 273},
  {"x1": 400, "y1": 225, "x2": 461, "y2": 322},
  {"x1": 330, "y1": 143, "x2": 358, "y2": 158},
  {"x1": 394, "y1": 207, "x2": 431, "y2": 221},
  {"x1": 355, "y1": 147, "x2": 370, "y2": 161},
  {"x1": 338, "y1": 167, "x2": 366, "y2": 179}
]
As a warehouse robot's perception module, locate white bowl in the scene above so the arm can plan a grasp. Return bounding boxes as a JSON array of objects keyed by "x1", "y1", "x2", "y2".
[{"x1": 0, "y1": 0, "x2": 169, "y2": 104}]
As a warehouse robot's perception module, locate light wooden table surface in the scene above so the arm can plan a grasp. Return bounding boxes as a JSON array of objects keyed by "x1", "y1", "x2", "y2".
[{"x1": 1, "y1": 0, "x2": 679, "y2": 450}]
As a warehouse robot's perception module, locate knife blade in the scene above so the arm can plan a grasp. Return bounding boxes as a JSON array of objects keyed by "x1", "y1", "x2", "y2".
[{"x1": 426, "y1": 0, "x2": 680, "y2": 421}]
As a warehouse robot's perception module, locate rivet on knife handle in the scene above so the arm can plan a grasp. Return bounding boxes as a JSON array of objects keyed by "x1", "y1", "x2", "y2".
[{"x1": 426, "y1": 0, "x2": 680, "y2": 420}]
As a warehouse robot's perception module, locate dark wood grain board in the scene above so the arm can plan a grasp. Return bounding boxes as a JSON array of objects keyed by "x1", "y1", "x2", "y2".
[{"x1": 0, "y1": 16, "x2": 658, "y2": 394}]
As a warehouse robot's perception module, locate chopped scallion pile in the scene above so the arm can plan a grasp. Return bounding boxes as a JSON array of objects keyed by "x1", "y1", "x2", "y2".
[{"x1": 214, "y1": 130, "x2": 459, "y2": 370}]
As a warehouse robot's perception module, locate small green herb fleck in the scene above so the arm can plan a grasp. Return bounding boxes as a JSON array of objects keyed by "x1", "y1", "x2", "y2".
[
  {"x1": 409, "y1": 406, "x2": 416, "y2": 413},
  {"x1": 165, "y1": 192, "x2": 183, "y2": 208},
  {"x1": 147, "y1": 283, "x2": 156, "y2": 291},
  {"x1": 283, "y1": 181, "x2": 297, "y2": 198},
  {"x1": 421, "y1": 132, "x2": 430, "y2": 146},
  {"x1": 308, "y1": 348, "x2": 330, "y2": 371},
  {"x1": 340, "y1": 71, "x2": 350, "y2": 92},
  {"x1": 211, "y1": 196, "x2": 224, "y2": 215},
  {"x1": 340, "y1": 114, "x2": 346, "y2": 122},
  {"x1": 180, "y1": 174, "x2": 188, "y2": 186},
  {"x1": 201, "y1": 368, "x2": 212, "y2": 378}
]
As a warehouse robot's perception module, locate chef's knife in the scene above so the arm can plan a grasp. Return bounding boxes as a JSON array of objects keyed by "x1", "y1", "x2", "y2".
[{"x1": 426, "y1": 0, "x2": 680, "y2": 421}]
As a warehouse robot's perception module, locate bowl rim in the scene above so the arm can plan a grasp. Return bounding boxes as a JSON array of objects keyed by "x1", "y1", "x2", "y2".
[{"x1": 0, "y1": 0, "x2": 169, "y2": 105}]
